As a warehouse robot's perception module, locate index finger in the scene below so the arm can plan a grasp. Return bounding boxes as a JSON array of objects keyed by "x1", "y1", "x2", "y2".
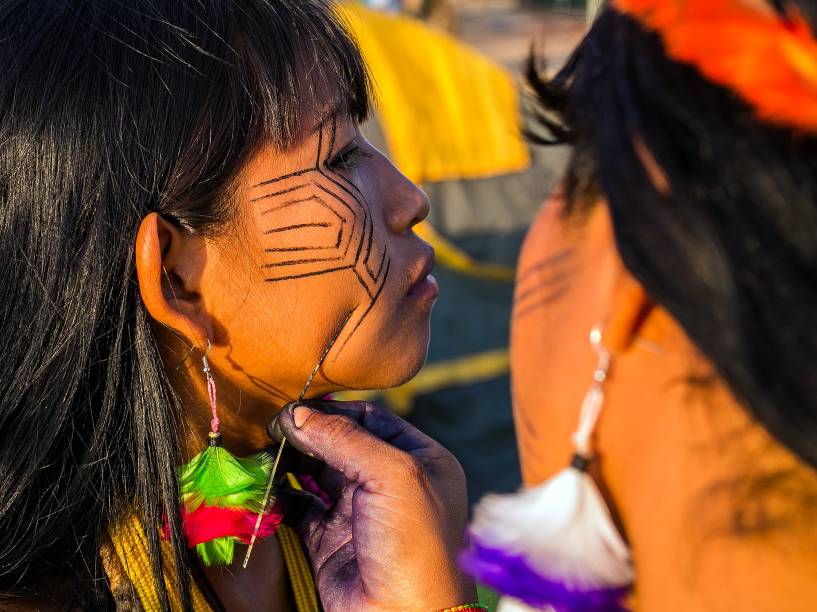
[
  {"x1": 271, "y1": 402, "x2": 416, "y2": 492},
  {"x1": 272, "y1": 399, "x2": 442, "y2": 458}
]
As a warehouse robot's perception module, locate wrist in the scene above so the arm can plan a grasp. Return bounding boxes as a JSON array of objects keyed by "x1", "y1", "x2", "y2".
[
  {"x1": 434, "y1": 568, "x2": 478, "y2": 610},
  {"x1": 434, "y1": 576, "x2": 480, "y2": 612}
]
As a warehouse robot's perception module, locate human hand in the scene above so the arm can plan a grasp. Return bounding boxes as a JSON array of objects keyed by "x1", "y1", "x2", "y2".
[{"x1": 269, "y1": 400, "x2": 475, "y2": 612}]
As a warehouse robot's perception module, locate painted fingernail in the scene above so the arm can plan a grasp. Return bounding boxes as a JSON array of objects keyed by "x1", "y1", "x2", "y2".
[{"x1": 292, "y1": 404, "x2": 313, "y2": 428}]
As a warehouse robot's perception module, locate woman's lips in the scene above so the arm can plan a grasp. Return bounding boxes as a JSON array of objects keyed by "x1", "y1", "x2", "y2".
[
  {"x1": 407, "y1": 272, "x2": 440, "y2": 301},
  {"x1": 405, "y1": 247, "x2": 439, "y2": 301}
]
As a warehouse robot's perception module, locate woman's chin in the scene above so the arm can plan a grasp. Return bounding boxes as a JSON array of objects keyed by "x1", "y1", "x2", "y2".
[
  {"x1": 378, "y1": 351, "x2": 428, "y2": 389},
  {"x1": 328, "y1": 336, "x2": 431, "y2": 392}
]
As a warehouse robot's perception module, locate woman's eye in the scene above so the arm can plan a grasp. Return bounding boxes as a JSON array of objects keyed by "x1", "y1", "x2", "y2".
[{"x1": 327, "y1": 144, "x2": 373, "y2": 172}]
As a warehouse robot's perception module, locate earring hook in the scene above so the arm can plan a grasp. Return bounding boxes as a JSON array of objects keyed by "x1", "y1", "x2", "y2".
[
  {"x1": 202, "y1": 338, "x2": 213, "y2": 373},
  {"x1": 589, "y1": 325, "x2": 610, "y2": 383},
  {"x1": 572, "y1": 324, "x2": 612, "y2": 455}
]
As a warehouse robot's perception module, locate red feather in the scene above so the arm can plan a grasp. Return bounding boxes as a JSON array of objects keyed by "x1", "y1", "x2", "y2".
[
  {"x1": 164, "y1": 503, "x2": 284, "y2": 547},
  {"x1": 613, "y1": 0, "x2": 817, "y2": 133}
]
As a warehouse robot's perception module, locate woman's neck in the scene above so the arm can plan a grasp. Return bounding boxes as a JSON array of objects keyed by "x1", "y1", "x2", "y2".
[
  {"x1": 201, "y1": 536, "x2": 293, "y2": 612},
  {"x1": 159, "y1": 336, "x2": 290, "y2": 458}
]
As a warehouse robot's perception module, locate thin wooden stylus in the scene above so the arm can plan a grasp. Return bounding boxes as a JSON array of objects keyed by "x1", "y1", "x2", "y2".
[{"x1": 242, "y1": 310, "x2": 353, "y2": 568}]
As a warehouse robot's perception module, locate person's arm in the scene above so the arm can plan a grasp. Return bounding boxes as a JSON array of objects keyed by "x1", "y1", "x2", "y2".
[{"x1": 270, "y1": 400, "x2": 477, "y2": 612}]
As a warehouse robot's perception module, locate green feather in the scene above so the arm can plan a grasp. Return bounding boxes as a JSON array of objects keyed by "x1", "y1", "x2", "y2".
[
  {"x1": 196, "y1": 536, "x2": 237, "y2": 567},
  {"x1": 178, "y1": 446, "x2": 272, "y2": 512}
]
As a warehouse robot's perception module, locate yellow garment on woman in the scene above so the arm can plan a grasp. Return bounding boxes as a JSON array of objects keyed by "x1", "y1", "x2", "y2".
[{"x1": 104, "y1": 510, "x2": 319, "y2": 611}]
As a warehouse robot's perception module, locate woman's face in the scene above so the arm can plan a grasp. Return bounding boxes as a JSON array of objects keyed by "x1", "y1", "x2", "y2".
[
  {"x1": 198, "y1": 109, "x2": 437, "y2": 409},
  {"x1": 512, "y1": 193, "x2": 817, "y2": 609}
]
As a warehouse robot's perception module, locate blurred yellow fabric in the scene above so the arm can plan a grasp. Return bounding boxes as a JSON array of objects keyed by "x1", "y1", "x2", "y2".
[
  {"x1": 338, "y1": 3, "x2": 530, "y2": 184},
  {"x1": 335, "y1": 348, "x2": 510, "y2": 414},
  {"x1": 414, "y1": 221, "x2": 515, "y2": 282}
]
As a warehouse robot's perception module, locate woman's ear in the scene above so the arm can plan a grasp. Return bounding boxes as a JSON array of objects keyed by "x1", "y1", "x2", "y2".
[
  {"x1": 135, "y1": 212, "x2": 211, "y2": 348},
  {"x1": 603, "y1": 267, "x2": 654, "y2": 355}
]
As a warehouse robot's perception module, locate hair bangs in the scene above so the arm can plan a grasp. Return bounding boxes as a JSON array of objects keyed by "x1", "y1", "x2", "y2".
[{"x1": 229, "y1": 1, "x2": 372, "y2": 152}]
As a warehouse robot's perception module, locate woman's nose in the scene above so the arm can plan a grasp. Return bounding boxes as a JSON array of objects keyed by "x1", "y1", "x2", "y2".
[{"x1": 381, "y1": 163, "x2": 430, "y2": 234}]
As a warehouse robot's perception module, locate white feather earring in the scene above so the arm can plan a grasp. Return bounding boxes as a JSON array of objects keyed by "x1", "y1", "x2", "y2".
[{"x1": 461, "y1": 326, "x2": 634, "y2": 611}]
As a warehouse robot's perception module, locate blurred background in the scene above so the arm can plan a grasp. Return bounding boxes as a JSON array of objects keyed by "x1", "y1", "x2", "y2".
[{"x1": 337, "y1": 0, "x2": 596, "y2": 506}]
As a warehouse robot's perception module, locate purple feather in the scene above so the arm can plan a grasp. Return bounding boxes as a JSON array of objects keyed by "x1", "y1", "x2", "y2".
[{"x1": 460, "y1": 535, "x2": 630, "y2": 612}]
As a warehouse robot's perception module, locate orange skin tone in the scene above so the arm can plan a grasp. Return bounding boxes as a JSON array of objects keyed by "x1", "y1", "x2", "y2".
[
  {"x1": 512, "y1": 191, "x2": 817, "y2": 610},
  {"x1": 132, "y1": 111, "x2": 457, "y2": 611}
]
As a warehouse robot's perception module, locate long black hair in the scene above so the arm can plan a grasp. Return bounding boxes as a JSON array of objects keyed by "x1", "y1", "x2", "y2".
[
  {"x1": 0, "y1": 1, "x2": 369, "y2": 608},
  {"x1": 528, "y1": 1, "x2": 817, "y2": 472}
]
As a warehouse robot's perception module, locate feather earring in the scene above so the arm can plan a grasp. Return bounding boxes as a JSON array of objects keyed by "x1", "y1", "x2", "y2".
[
  {"x1": 461, "y1": 327, "x2": 633, "y2": 611},
  {"x1": 168, "y1": 341, "x2": 283, "y2": 566}
]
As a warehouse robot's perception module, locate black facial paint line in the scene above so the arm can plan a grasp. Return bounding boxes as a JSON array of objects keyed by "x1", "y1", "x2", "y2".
[
  {"x1": 252, "y1": 167, "x2": 314, "y2": 189},
  {"x1": 328, "y1": 257, "x2": 392, "y2": 364},
  {"x1": 513, "y1": 285, "x2": 571, "y2": 321},
  {"x1": 314, "y1": 183, "x2": 359, "y2": 258},
  {"x1": 264, "y1": 222, "x2": 331, "y2": 234},
  {"x1": 264, "y1": 225, "x2": 344, "y2": 252},
  {"x1": 319, "y1": 171, "x2": 382, "y2": 283},
  {"x1": 515, "y1": 250, "x2": 575, "y2": 285},
  {"x1": 514, "y1": 398, "x2": 542, "y2": 438},
  {"x1": 251, "y1": 183, "x2": 309, "y2": 202},
  {"x1": 373, "y1": 244, "x2": 387, "y2": 278},
  {"x1": 512, "y1": 250, "x2": 578, "y2": 321},
  {"x1": 264, "y1": 196, "x2": 346, "y2": 244},
  {"x1": 256, "y1": 178, "x2": 374, "y2": 293},
  {"x1": 254, "y1": 117, "x2": 388, "y2": 299},
  {"x1": 261, "y1": 197, "x2": 315, "y2": 216},
  {"x1": 264, "y1": 223, "x2": 332, "y2": 234},
  {"x1": 310, "y1": 184, "x2": 362, "y2": 257},
  {"x1": 263, "y1": 265, "x2": 355, "y2": 283},
  {"x1": 252, "y1": 119, "x2": 363, "y2": 244},
  {"x1": 316, "y1": 167, "x2": 377, "y2": 276},
  {"x1": 261, "y1": 256, "x2": 344, "y2": 268},
  {"x1": 224, "y1": 354, "x2": 289, "y2": 404},
  {"x1": 313, "y1": 164, "x2": 373, "y2": 266},
  {"x1": 265, "y1": 245, "x2": 334, "y2": 253},
  {"x1": 514, "y1": 266, "x2": 577, "y2": 305},
  {"x1": 316, "y1": 116, "x2": 380, "y2": 273},
  {"x1": 249, "y1": 116, "x2": 391, "y2": 358},
  {"x1": 310, "y1": 116, "x2": 390, "y2": 341}
]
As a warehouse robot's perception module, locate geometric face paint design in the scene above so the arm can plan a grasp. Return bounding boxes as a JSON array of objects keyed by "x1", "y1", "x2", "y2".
[
  {"x1": 512, "y1": 249, "x2": 575, "y2": 321},
  {"x1": 250, "y1": 116, "x2": 391, "y2": 353}
]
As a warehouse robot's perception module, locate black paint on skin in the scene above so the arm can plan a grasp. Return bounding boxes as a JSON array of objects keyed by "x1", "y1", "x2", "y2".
[
  {"x1": 512, "y1": 249, "x2": 579, "y2": 453},
  {"x1": 250, "y1": 116, "x2": 391, "y2": 356},
  {"x1": 264, "y1": 222, "x2": 331, "y2": 234},
  {"x1": 513, "y1": 249, "x2": 576, "y2": 321}
]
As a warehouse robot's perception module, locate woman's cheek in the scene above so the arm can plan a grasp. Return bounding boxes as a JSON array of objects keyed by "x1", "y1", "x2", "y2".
[{"x1": 211, "y1": 117, "x2": 398, "y2": 392}]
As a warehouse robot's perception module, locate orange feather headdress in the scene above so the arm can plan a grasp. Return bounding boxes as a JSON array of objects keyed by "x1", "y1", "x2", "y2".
[{"x1": 612, "y1": 0, "x2": 817, "y2": 133}]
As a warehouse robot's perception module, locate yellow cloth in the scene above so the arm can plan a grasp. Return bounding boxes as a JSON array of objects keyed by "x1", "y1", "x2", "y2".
[
  {"x1": 335, "y1": 347, "x2": 510, "y2": 415},
  {"x1": 105, "y1": 507, "x2": 319, "y2": 611},
  {"x1": 106, "y1": 513, "x2": 212, "y2": 611},
  {"x1": 338, "y1": 4, "x2": 530, "y2": 184}
]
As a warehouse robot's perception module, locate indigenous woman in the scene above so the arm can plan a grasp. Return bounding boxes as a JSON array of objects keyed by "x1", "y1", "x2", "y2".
[
  {"x1": 0, "y1": 1, "x2": 475, "y2": 610},
  {"x1": 185, "y1": 0, "x2": 817, "y2": 609},
  {"x1": 462, "y1": 0, "x2": 817, "y2": 610}
]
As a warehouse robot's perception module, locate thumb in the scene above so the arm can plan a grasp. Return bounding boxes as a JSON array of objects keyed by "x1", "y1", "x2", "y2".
[{"x1": 273, "y1": 402, "x2": 415, "y2": 492}]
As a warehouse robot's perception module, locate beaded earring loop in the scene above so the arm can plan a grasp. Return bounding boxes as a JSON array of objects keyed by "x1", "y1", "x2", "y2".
[
  {"x1": 165, "y1": 339, "x2": 282, "y2": 566},
  {"x1": 201, "y1": 340, "x2": 222, "y2": 447}
]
